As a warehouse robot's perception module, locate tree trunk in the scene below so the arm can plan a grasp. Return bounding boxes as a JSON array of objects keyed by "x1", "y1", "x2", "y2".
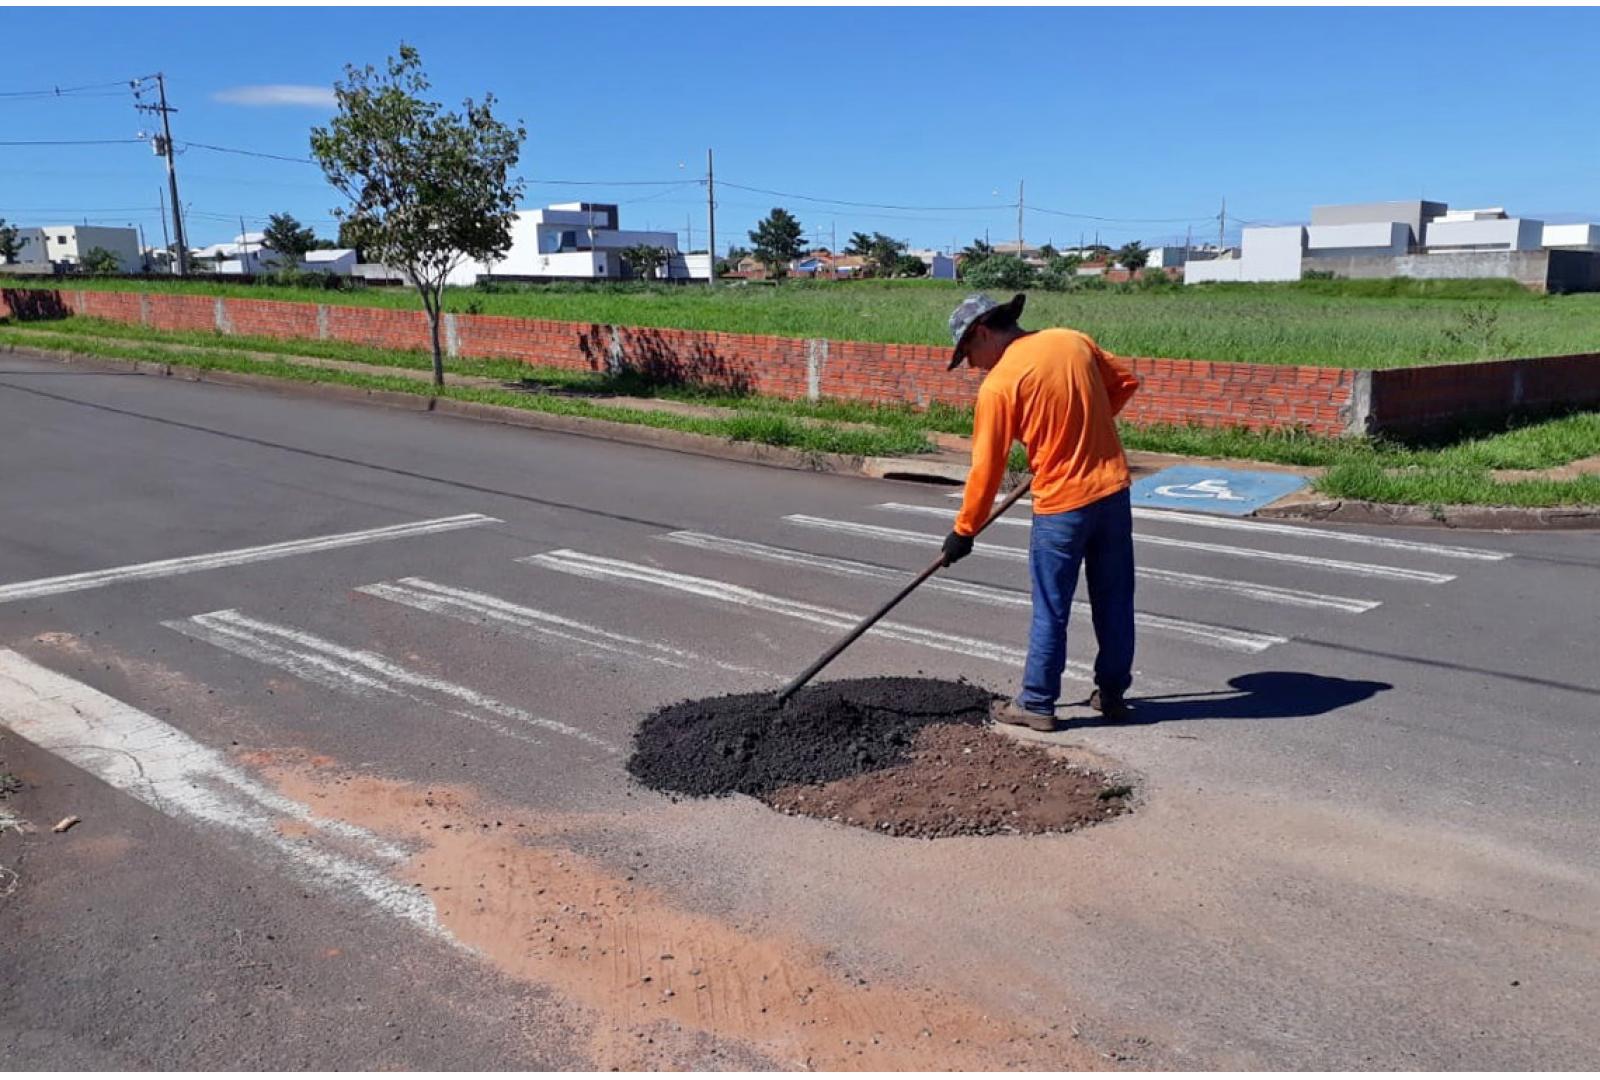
[{"x1": 419, "y1": 285, "x2": 445, "y2": 388}]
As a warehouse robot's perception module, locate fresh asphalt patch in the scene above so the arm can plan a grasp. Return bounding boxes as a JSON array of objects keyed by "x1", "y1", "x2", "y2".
[{"x1": 628, "y1": 676, "x2": 1130, "y2": 839}]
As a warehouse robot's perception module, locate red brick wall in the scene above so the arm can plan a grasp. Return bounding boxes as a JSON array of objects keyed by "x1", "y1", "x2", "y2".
[
  {"x1": 1366, "y1": 353, "x2": 1600, "y2": 436},
  {"x1": 224, "y1": 298, "x2": 322, "y2": 340},
  {"x1": 14, "y1": 287, "x2": 1586, "y2": 438}
]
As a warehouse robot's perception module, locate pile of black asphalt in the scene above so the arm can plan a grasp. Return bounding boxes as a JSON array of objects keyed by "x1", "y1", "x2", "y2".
[{"x1": 628, "y1": 676, "x2": 994, "y2": 798}]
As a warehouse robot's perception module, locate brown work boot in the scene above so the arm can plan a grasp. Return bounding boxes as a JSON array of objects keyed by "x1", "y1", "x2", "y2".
[
  {"x1": 1088, "y1": 688, "x2": 1132, "y2": 722},
  {"x1": 990, "y1": 699, "x2": 1057, "y2": 732}
]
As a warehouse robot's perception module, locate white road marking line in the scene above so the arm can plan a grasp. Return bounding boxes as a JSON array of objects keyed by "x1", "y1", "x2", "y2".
[
  {"x1": 165, "y1": 610, "x2": 617, "y2": 754},
  {"x1": 932, "y1": 497, "x2": 1508, "y2": 561},
  {"x1": 0, "y1": 514, "x2": 501, "y2": 605},
  {"x1": 874, "y1": 503, "x2": 1454, "y2": 584},
  {"x1": 0, "y1": 806, "x2": 34, "y2": 835},
  {"x1": 0, "y1": 649, "x2": 435, "y2": 929},
  {"x1": 664, "y1": 531, "x2": 1287, "y2": 654},
  {"x1": 1128, "y1": 507, "x2": 1509, "y2": 561},
  {"x1": 522, "y1": 549, "x2": 1133, "y2": 687},
  {"x1": 783, "y1": 515, "x2": 1382, "y2": 613},
  {"x1": 357, "y1": 578, "x2": 778, "y2": 679}
]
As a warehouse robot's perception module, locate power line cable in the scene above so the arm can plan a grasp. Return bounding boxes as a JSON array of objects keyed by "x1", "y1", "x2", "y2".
[
  {"x1": 0, "y1": 79, "x2": 136, "y2": 98},
  {"x1": 717, "y1": 179, "x2": 994, "y2": 212},
  {"x1": 182, "y1": 141, "x2": 314, "y2": 164},
  {"x1": 0, "y1": 137, "x2": 144, "y2": 146}
]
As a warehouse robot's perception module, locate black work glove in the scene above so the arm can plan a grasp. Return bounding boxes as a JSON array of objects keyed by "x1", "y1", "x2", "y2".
[{"x1": 941, "y1": 530, "x2": 974, "y2": 566}]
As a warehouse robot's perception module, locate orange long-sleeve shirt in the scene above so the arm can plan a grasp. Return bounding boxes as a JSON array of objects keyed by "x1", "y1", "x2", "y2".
[{"x1": 953, "y1": 328, "x2": 1140, "y2": 536}]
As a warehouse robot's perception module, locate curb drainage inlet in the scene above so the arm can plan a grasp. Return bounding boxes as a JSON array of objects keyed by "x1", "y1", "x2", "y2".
[{"x1": 628, "y1": 677, "x2": 1131, "y2": 839}]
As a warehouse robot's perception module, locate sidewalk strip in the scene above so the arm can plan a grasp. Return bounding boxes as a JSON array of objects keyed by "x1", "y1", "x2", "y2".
[
  {"x1": 868, "y1": 505, "x2": 1455, "y2": 584},
  {"x1": 520, "y1": 549, "x2": 1103, "y2": 683},
  {"x1": 0, "y1": 648, "x2": 434, "y2": 928},
  {"x1": 783, "y1": 515, "x2": 1380, "y2": 613},
  {"x1": 0, "y1": 513, "x2": 501, "y2": 604},
  {"x1": 933, "y1": 497, "x2": 1509, "y2": 561},
  {"x1": 166, "y1": 610, "x2": 617, "y2": 754},
  {"x1": 357, "y1": 577, "x2": 778, "y2": 679},
  {"x1": 664, "y1": 531, "x2": 1288, "y2": 654}
]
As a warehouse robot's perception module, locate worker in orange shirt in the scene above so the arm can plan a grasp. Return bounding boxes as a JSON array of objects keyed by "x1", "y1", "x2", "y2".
[{"x1": 941, "y1": 293, "x2": 1141, "y2": 729}]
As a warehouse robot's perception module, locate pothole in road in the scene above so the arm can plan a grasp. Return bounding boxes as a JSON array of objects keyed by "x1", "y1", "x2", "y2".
[{"x1": 628, "y1": 677, "x2": 1132, "y2": 839}]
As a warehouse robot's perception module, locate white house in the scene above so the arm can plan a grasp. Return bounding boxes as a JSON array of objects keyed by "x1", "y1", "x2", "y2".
[
  {"x1": 16, "y1": 225, "x2": 143, "y2": 271},
  {"x1": 1185, "y1": 226, "x2": 1306, "y2": 284},
  {"x1": 299, "y1": 248, "x2": 358, "y2": 275},
  {"x1": 446, "y1": 202, "x2": 709, "y2": 285},
  {"x1": 1543, "y1": 223, "x2": 1600, "y2": 252},
  {"x1": 1423, "y1": 209, "x2": 1544, "y2": 252},
  {"x1": 191, "y1": 232, "x2": 288, "y2": 275}
]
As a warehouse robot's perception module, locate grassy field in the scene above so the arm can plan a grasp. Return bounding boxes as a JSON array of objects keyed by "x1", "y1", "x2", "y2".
[
  {"x1": 3, "y1": 317, "x2": 1596, "y2": 509},
  {"x1": 8, "y1": 276, "x2": 1600, "y2": 367}
]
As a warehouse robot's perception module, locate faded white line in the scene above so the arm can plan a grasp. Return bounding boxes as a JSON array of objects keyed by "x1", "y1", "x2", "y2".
[
  {"x1": 0, "y1": 649, "x2": 434, "y2": 928},
  {"x1": 783, "y1": 515, "x2": 1380, "y2": 613},
  {"x1": 167, "y1": 611, "x2": 617, "y2": 754},
  {"x1": 925, "y1": 499, "x2": 1508, "y2": 561},
  {"x1": 873, "y1": 503, "x2": 1454, "y2": 584},
  {"x1": 521, "y1": 549, "x2": 1125, "y2": 686},
  {"x1": 665, "y1": 531, "x2": 1287, "y2": 654},
  {"x1": 0, "y1": 514, "x2": 501, "y2": 604},
  {"x1": 358, "y1": 578, "x2": 777, "y2": 679}
]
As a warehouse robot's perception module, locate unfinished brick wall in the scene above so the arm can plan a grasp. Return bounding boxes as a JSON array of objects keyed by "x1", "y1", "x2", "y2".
[{"x1": 7, "y1": 287, "x2": 1590, "y2": 437}]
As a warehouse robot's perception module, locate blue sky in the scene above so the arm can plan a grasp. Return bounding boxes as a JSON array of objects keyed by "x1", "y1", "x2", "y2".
[{"x1": 5, "y1": 6, "x2": 1598, "y2": 253}]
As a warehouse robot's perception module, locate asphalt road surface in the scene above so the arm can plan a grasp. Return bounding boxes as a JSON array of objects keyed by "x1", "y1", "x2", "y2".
[{"x1": 3, "y1": 351, "x2": 1597, "y2": 1069}]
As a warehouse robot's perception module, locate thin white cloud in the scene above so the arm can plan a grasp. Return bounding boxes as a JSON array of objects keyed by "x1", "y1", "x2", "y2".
[{"x1": 214, "y1": 84, "x2": 336, "y2": 108}]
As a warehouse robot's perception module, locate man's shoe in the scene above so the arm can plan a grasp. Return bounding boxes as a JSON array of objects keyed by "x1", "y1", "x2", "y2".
[
  {"x1": 1088, "y1": 688, "x2": 1132, "y2": 722},
  {"x1": 991, "y1": 699, "x2": 1057, "y2": 732}
]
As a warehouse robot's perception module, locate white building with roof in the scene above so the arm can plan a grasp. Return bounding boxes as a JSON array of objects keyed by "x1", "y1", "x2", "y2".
[
  {"x1": 446, "y1": 202, "x2": 710, "y2": 284},
  {"x1": 14, "y1": 225, "x2": 143, "y2": 271}
]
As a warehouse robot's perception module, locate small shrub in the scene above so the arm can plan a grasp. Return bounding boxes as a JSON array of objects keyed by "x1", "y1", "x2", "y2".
[
  {"x1": 962, "y1": 253, "x2": 1035, "y2": 291},
  {"x1": 1302, "y1": 268, "x2": 1337, "y2": 281}
]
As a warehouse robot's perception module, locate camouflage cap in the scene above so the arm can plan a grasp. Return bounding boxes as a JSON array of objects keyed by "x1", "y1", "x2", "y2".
[{"x1": 947, "y1": 292, "x2": 1026, "y2": 370}]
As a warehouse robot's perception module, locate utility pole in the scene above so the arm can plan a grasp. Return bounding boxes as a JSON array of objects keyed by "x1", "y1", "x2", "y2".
[
  {"x1": 156, "y1": 187, "x2": 171, "y2": 272},
  {"x1": 137, "y1": 73, "x2": 189, "y2": 276},
  {"x1": 240, "y1": 216, "x2": 249, "y2": 270},
  {"x1": 136, "y1": 224, "x2": 148, "y2": 272},
  {"x1": 1017, "y1": 179, "x2": 1024, "y2": 254},
  {"x1": 685, "y1": 213, "x2": 692, "y2": 253},
  {"x1": 705, "y1": 148, "x2": 717, "y2": 288},
  {"x1": 831, "y1": 220, "x2": 837, "y2": 278},
  {"x1": 1218, "y1": 197, "x2": 1226, "y2": 252}
]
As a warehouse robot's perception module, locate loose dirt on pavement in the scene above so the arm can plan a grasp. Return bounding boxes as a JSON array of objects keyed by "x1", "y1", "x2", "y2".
[
  {"x1": 258, "y1": 753, "x2": 1105, "y2": 1071},
  {"x1": 629, "y1": 676, "x2": 1131, "y2": 839}
]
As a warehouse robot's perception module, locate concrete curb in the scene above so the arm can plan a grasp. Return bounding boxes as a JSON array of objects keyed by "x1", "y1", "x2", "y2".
[
  {"x1": 1254, "y1": 497, "x2": 1600, "y2": 531},
  {"x1": 9, "y1": 344, "x2": 1596, "y2": 530}
]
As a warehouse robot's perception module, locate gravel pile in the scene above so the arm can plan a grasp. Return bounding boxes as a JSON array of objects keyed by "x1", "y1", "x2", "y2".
[{"x1": 628, "y1": 676, "x2": 993, "y2": 798}]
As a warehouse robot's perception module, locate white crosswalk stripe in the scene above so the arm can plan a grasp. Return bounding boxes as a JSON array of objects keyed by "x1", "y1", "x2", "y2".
[
  {"x1": 165, "y1": 609, "x2": 618, "y2": 754},
  {"x1": 0, "y1": 648, "x2": 436, "y2": 929},
  {"x1": 0, "y1": 513, "x2": 500, "y2": 604},
  {"x1": 520, "y1": 548, "x2": 1117, "y2": 685},
  {"x1": 357, "y1": 577, "x2": 778, "y2": 679},
  {"x1": 664, "y1": 531, "x2": 1288, "y2": 654},
  {"x1": 940, "y1": 492, "x2": 1511, "y2": 562},
  {"x1": 871, "y1": 504, "x2": 1455, "y2": 584},
  {"x1": 782, "y1": 515, "x2": 1381, "y2": 613}
]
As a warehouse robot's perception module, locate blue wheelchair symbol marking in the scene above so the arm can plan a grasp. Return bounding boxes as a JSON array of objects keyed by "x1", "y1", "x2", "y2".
[{"x1": 1131, "y1": 465, "x2": 1306, "y2": 516}]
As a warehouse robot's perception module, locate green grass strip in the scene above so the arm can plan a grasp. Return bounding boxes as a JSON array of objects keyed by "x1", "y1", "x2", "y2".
[{"x1": 0, "y1": 327, "x2": 931, "y2": 459}]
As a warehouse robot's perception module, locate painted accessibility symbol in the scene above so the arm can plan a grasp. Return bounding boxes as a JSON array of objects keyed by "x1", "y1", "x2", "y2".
[
  {"x1": 1132, "y1": 465, "x2": 1308, "y2": 517},
  {"x1": 1152, "y1": 477, "x2": 1247, "y2": 501}
]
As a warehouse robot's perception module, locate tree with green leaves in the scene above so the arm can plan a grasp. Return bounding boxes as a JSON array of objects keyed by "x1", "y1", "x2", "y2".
[
  {"x1": 748, "y1": 208, "x2": 804, "y2": 278},
  {"x1": 961, "y1": 253, "x2": 1035, "y2": 291},
  {"x1": 79, "y1": 247, "x2": 122, "y2": 275},
  {"x1": 1038, "y1": 243, "x2": 1058, "y2": 261},
  {"x1": 893, "y1": 253, "x2": 928, "y2": 278},
  {"x1": 622, "y1": 243, "x2": 667, "y2": 282},
  {"x1": 1115, "y1": 241, "x2": 1149, "y2": 272},
  {"x1": 959, "y1": 237, "x2": 994, "y2": 271},
  {"x1": 263, "y1": 212, "x2": 319, "y2": 263},
  {"x1": 0, "y1": 219, "x2": 23, "y2": 265},
  {"x1": 311, "y1": 44, "x2": 526, "y2": 386},
  {"x1": 843, "y1": 231, "x2": 874, "y2": 257}
]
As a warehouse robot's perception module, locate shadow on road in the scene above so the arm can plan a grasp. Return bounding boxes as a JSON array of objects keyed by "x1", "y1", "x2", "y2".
[{"x1": 1070, "y1": 671, "x2": 1392, "y2": 728}]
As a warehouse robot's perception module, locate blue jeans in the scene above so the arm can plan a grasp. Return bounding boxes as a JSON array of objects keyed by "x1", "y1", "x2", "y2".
[{"x1": 1016, "y1": 488, "x2": 1136, "y2": 716}]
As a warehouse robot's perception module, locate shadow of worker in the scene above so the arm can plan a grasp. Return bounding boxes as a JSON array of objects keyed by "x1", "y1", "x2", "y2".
[{"x1": 1096, "y1": 671, "x2": 1392, "y2": 727}]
